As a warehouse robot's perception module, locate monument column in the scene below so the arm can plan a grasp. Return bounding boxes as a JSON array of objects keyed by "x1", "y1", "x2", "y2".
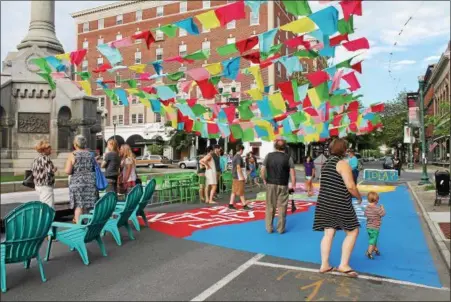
[{"x1": 17, "y1": 0, "x2": 64, "y2": 54}]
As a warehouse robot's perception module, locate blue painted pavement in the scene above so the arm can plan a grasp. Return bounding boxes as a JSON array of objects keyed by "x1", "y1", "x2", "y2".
[{"x1": 187, "y1": 185, "x2": 442, "y2": 287}]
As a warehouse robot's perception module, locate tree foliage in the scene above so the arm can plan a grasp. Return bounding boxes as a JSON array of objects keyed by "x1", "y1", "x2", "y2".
[
  {"x1": 147, "y1": 144, "x2": 163, "y2": 155},
  {"x1": 168, "y1": 128, "x2": 195, "y2": 151},
  {"x1": 425, "y1": 102, "x2": 450, "y2": 137}
]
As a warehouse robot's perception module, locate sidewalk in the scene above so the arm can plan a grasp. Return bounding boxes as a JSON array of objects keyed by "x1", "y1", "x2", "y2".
[{"x1": 407, "y1": 182, "x2": 450, "y2": 269}]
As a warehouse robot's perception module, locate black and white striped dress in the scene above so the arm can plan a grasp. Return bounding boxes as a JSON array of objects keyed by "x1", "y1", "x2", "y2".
[{"x1": 313, "y1": 156, "x2": 360, "y2": 231}]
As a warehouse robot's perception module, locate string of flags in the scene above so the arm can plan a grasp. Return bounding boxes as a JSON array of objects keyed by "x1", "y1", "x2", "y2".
[{"x1": 32, "y1": 0, "x2": 383, "y2": 143}]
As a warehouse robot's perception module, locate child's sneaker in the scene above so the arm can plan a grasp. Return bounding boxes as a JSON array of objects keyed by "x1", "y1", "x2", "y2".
[
  {"x1": 374, "y1": 249, "x2": 381, "y2": 256},
  {"x1": 366, "y1": 251, "x2": 374, "y2": 260}
]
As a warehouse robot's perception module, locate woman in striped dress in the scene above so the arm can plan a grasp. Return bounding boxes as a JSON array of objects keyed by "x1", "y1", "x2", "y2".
[{"x1": 313, "y1": 138, "x2": 363, "y2": 278}]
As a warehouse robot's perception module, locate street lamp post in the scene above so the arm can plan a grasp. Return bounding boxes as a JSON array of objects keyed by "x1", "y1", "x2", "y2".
[
  {"x1": 417, "y1": 75, "x2": 431, "y2": 185},
  {"x1": 113, "y1": 120, "x2": 117, "y2": 142},
  {"x1": 101, "y1": 113, "x2": 106, "y2": 156}
]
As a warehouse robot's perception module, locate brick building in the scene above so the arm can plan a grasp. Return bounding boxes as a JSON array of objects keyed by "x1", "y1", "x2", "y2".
[
  {"x1": 71, "y1": 0, "x2": 325, "y2": 159},
  {"x1": 423, "y1": 41, "x2": 450, "y2": 162}
]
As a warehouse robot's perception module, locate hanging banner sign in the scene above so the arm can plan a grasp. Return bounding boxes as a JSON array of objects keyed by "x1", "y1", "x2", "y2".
[{"x1": 406, "y1": 92, "x2": 420, "y2": 127}]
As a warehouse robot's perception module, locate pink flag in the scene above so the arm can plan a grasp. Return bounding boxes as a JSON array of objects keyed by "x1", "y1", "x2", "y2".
[
  {"x1": 69, "y1": 49, "x2": 87, "y2": 66},
  {"x1": 110, "y1": 37, "x2": 133, "y2": 48},
  {"x1": 139, "y1": 72, "x2": 152, "y2": 81},
  {"x1": 306, "y1": 70, "x2": 329, "y2": 87},
  {"x1": 342, "y1": 72, "x2": 361, "y2": 92},
  {"x1": 214, "y1": 0, "x2": 246, "y2": 26},
  {"x1": 51, "y1": 72, "x2": 66, "y2": 79},
  {"x1": 342, "y1": 38, "x2": 369, "y2": 51},
  {"x1": 330, "y1": 69, "x2": 344, "y2": 92},
  {"x1": 187, "y1": 68, "x2": 210, "y2": 81},
  {"x1": 180, "y1": 80, "x2": 193, "y2": 93},
  {"x1": 339, "y1": 0, "x2": 362, "y2": 21}
]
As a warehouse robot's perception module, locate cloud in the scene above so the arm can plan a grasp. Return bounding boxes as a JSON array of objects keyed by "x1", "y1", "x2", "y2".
[
  {"x1": 424, "y1": 55, "x2": 441, "y2": 62},
  {"x1": 393, "y1": 60, "x2": 416, "y2": 65}
]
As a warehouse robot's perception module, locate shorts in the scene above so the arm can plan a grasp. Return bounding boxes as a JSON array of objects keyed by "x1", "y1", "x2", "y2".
[
  {"x1": 367, "y1": 228, "x2": 380, "y2": 245},
  {"x1": 305, "y1": 176, "x2": 312, "y2": 180},
  {"x1": 199, "y1": 175, "x2": 206, "y2": 186},
  {"x1": 232, "y1": 179, "x2": 245, "y2": 195}
]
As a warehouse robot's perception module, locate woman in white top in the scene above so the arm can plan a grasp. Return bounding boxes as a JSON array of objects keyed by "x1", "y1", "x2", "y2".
[
  {"x1": 199, "y1": 146, "x2": 217, "y2": 204},
  {"x1": 119, "y1": 144, "x2": 137, "y2": 194}
]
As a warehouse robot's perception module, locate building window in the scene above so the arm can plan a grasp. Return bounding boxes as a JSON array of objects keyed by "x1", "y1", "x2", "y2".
[
  {"x1": 202, "y1": 40, "x2": 210, "y2": 51},
  {"x1": 277, "y1": 63, "x2": 281, "y2": 76},
  {"x1": 115, "y1": 74, "x2": 121, "y2": 87},
  {"x1": 277, "y1": 17, "x2": 280, "y2": 28},
  {"x1": 179, "y1": 28, "x2": 187, "y2": 37},
  {"x1": 250, "y1": 11, "x2": 259, "y2": 25},
  {"x1": 136, "y1": 9, "x2": 142, "y2": 21},
  {"x1": 156, "y1": 6, "x2": 164, "y2": 17},
  {"x1": 156, "y1": 48, "x2": 163, "y2": 60},
  {"x1": 82, "y1": 40, "x2": 88, "y2": 49},
  {"x1": 112, "y1": 115, "x2": 117, "y2": 124},
  {"x1": 97, "y1": 57, "x2": 103, "y2": 67},
  {"x1": 82, "y1": 60, "x2": 88, "y2": 72},
  {"x1": 98, "y1": 18, "x2": 104, "y2": 29},
  {"x1": 83, "y1": 22, "x2": 89, "y2": 33},
  {"x1": 203, "y1": 1, "x2": 210, "y2": 9},
  {"x1": 135, "y1": 51, "x2": 142, "y2": 64},
  {"x1": 179, "y1": 44, "x2": 187, "y2": 56},
  {"x1": 302, "y1": 62, "x2": 309, "y2": 73},
  {"x1": 179, "y1": 65, "x2": 187, "y2": 72},
  {"x1": 98, "y1": 96, "x2": 105, "y2": 107},
  {"x1": 135, "y1": 30, "x2": 142, "y2": 44},
  {"x1": 96, "y1": 77, "x2": 103, "y2": 90},
  {"x1": 116, "y1": 33, "x2": 122, "y2": 40},
  {"x1": 156, "y1": 29, "x2": 164, "y2": 41},
  {"x1": 131, "y1": 97, "x2": 138, "y2": 105},
  {"x1": 118, "y1": 115, "x2": 124, "y2": 125},
  {"x1": 138, "y1": 113, "x2": 144, "y2": 124},
  {"x1": 97, "y1": 37, "x2": 104, "y2": 45},
  {"x1": 116, "y1": 14, "x2": 123, "y2": 25},
  {"x1": 131, "y1": 114, "x2": 137, "y2": 124},
  {"x1": 155, "y1": 113, "x2": 161, "y2": 122},
  {"x1": 227, "y1": 37, "x2": 236, "y2": 45},
  {"x1": 180, "y1": 1, "x2": 187, "y2": 12},
  {"x1": 227, "y1": 20, "x2": 236, "y2": 29}
]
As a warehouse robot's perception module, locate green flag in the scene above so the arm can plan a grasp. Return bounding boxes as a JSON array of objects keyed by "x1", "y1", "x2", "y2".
[
  {"x1": 192, "y1": 104, "x2": 207, "y2": 116},
  {"x1": 74, "y1": 71, "x2": 91, "y2": 81},
  {"x1": 238, "y1": 101, "x2": 254, "y2": 120},
  {"x1": 315, "y1": 82, "x2": 329, "y2": 102},
  {"x1": 167, "y1": 84, "x2": 178, "y2": 94},
  {"x1": 159, "y1": 24, "x2": 178, "y2": 37},
  {"x1": 184, "y1": 49, "x2": 210, "y2": 61},
  {"x1": 330, "y1": 94, "x2": 353, "y2": 106},
  {"x1": 209, "y1": 75, "x2": 222, "y2": 86},
  {"x1": 217, "y1": 43, "x2": 238, "y2": 56},
  {"x1": 37, "y1": 72, "x2": 56, "y2": 90},
  {"x1": 125, "y1": 79, "x2": 137, "y2": 88},
  {"x1": 167, "y1": 71, "x2": 185, "y2": 81},
  {"x1": 261, "y1": 44, "x2": 283, "y2": 60},
  {"x1": 282, "y1": 0, "x2": 311, "y2": 17},
  {"x1": 338, "y1": 16, "x2": 354, "y2": 35},
  {"x1": 104, "y1": 89, "x2": 118, "y2": 104},
  {"x1": 290, "y1": 111, "x2": 307, "y2": 128},
  {"x1": 242, "y1": 128, "x2": 255, "y2": 142},
  {"x1": 193, "y1": 120, "x2": 203, "y2": 132},
  {"x1": 294, "y1": 49, "x2": 319, "y2": 58},
  {"x1": 32, "y1": 58, "x2": 52, "y2": 74},
  {"x1": 230, "y1": 124, "x2": 243, "y2": 139}
]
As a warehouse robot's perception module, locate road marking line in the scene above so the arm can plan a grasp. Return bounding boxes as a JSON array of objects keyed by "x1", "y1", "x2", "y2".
[
  {"x1": 254, "y1": 261, "x2": 450, "y2": 291},
  {"x1": 191, "y1": 253, "x2": 265, "y2": 301}
]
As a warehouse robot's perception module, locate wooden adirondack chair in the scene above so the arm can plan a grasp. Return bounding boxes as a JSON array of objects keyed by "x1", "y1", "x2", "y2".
[
  {"x1": 101, "y1": 185, "x2": 143, "y2": 246},
  {"x1": 1, "y1": 202, "x2": 55, "y2": 292},
  {"x1": 116, "y1": 179, "x2": 156, "y2": 231},
  {"x1": 45, "y1": 192, "x2": 117, "y2": 265}
]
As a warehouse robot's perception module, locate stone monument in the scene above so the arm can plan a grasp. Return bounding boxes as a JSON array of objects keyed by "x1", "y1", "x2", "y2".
[{"x1": 0, "y1": 1, "x2": 101, "y2": 174}]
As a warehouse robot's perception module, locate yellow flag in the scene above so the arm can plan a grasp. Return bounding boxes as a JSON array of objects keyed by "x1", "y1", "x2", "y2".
[
  {"x1": 246, "y1": 88, "x2": 263, "y2": 101},
  {"x1": 139, "y1": 97, "x2": 150, "y2": 107},
  {"x1": 268, "y1": 92, "x2": 286, "y2": 113},
  {"x1": 196, "y1": 10, "x2": 221, "y2": 30},
  {"x1": 307, "y1": 88, "x2": 321, "y2": 108},
  {"x1": 247, "y1": 65, "x2": 264, "y2": 92},
  {"x1": 128, "y1": 64, "x2": 147, "y2": 74},
  {"x1": 126, "y1": 88, "x2": 140, "y2": 95},
  {"x1": 78, "y1": 80, "x2": 92, "y2": 96},
  {"x1": 280, "y1": 17, "x2": 316, "y2": 34},
  {"x1": 204, "y1": 63, "x2": 222, "y2": 75},
  {"x1": 55, "y1": 53, "x2": 70, "y2": 61}
]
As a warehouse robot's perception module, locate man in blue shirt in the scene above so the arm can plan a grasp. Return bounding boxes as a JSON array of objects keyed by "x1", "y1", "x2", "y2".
[{"x1": 347, "y1": 149, "x2": 359, "y2": 184}]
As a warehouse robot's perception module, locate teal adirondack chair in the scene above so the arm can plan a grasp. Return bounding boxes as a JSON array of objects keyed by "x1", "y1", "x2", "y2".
[
  {"x1": 101, "y1": 185, "x2": 143, "y2": 246},
  {"x1": 1, "y1": 202, "x2": 55, "y2": 292},
  {"x1": 45, "y1": 192, "x2": 117, "y2": 265},
  {"x1": 116, "y1": 179, "x2": 156, "y2": 231}
]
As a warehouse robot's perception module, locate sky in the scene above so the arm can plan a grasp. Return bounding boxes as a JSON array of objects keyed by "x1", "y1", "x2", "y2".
[{"x1": 1, "y1": 1, "x2": 450, "y2": 107}]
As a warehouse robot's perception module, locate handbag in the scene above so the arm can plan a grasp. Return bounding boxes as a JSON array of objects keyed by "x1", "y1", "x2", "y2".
[
  {"x1": 92, "y1": 157, "x2": 108, "y2": 191},
  {"x1": 23, "y1": 169, "x2": 35, "y2": 189}
]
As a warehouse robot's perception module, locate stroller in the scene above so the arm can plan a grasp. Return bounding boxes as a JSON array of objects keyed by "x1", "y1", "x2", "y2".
[{"x1": 434, "y1": 170, "x2": 450, "y2": 206}]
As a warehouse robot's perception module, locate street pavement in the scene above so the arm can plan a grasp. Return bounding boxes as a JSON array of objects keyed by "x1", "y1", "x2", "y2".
[{"x1": 1, "y1": 172, "x2": 450, "y2": 301}]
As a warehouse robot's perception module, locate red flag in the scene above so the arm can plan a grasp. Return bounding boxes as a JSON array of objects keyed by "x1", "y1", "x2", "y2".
[
  {"x1": 235, "y1": 36, "x2": 259, "y2": 54},
  {"x1": 342, "y1": 38, "x2": 369, "y2": 51},
  {"x1": 277, "y1": 81, "x2": 297, "y2": 108},
  {"x1": 347, "y1": 100, "x2": 359, "y2": 111},
  {"x1": 305, "y1": 70, "x2": 329, "y2": 87},
  {"x1": 186, "y1": 98, "x2": 197, "y2": 107},
  {"x1": 348, "y1": 122, "x2": 358, "y2": 132},
  {"x1": 342, "y1": 72, "x2": 361, "y2": 92},
  {"x1": 260, "y1": 53, "x2": 281, "y2": 69},
  {"x1": 214, "y1": 1, "x2": 246, "y2": 26},
  {"x1": 329, "y1": 128, "x2": 339, "y2": 137},
  {"x1": 132, "y1": 30, "x2": 155, "y2": 50},
  {"x1": 332, "y1": 114, "x2": 343, "y2": 127},
  {"x1": 207, "y1": 122, "x2": 220, "y2": 134},
  {"x1": 196, "y1": 79, "x2": 218, "y2": 99},
  {"x1": 93, "y1": 62, "x2": 112, "y2": 73},
  {"x1": 339, "y1": 0, "x2": 362, "y2": 21},
  {"x1": 348, "y1": 110, "x2": 359, "y2": 123},
  {"x1": 370, "y1": 103, "x2": 384, "y2": 113},
  {"x1": 184, "y1": 119, "x2": 194, "y2": 132},
  {"x1": 304, "y1": 107, "x2": 318, "y2": 117},
  {"x1": 303, "y1": 95, "x2": 312, "y2": 108},
  {"x1": 70, "y1": 49, "x2": 87, "y2": 66},
  {"x1": 284, "y1": 36, "x2": 310, "y2": 49},
  {"x1": 329, "y1": 34, "x2": 349, "y2": 47},
  {"x1": 223, "y1": 105, "x2": 236, "y2": 124},
  {"x1": 242, "y1": 51, "x2": 261, "y2": 64},
  {"x1": 142, "y1": 86, "x2": 156, "y2": 94},
  {"x1": 102, "y1": 80, "x2": 116, "y2": 84},
  {"x1": 351, "y1": 61, "x2": 362, "y2": 73},
  {"x1": 273, "y1": 113, "x2": 288, "y2": 122}
]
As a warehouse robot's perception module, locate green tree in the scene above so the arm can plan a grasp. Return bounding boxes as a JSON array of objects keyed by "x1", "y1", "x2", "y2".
[
  {"x1": 166, "y1": 125, "x2": 195, "y2": 152},
  {"x1": 147, "y1": 144, "x2": 163, "y2": 155},
  {"x1": 425, "y1": 102, "x2": 450, "y2": 137}
]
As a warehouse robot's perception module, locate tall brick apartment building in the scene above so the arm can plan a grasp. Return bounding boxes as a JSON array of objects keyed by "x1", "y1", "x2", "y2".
[{"x1": 71, "y1": 0, "x2": 326, "y2": 159}]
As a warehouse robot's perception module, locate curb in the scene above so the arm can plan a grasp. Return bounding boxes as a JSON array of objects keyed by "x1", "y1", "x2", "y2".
[{"x1": 407, "y1": 182, "x2": 450, "y2": 270}]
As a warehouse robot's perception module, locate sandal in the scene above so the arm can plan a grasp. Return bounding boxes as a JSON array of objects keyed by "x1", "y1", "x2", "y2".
[
  {"x1": 319, "y1": 267, "x2": 335, "y2": 274},
  {"x1": 374, "y1": 249, "x2": 381, "y2": 256},
  {"x1": 366, "y1": 251, "x2": 374, "y2": 260},
  {"x1": 337, "y1": 269, "x2": 358, "y2": 278}
]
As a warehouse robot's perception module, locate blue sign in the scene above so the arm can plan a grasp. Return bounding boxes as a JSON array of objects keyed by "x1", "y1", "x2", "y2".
[{"x1": 363, "y1": 169, "x2": 399, "y2": 182}]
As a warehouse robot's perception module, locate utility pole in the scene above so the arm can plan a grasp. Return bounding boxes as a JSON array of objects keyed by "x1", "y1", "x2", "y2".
[{"x1": 417, "y1": 75, "x2": 431, "y2": 185}]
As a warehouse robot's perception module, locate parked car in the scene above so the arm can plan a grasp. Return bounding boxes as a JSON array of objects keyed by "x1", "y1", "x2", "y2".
[
  {"x1": 382, "y1": 156, "x2": 394, "y2": 169},
  {"x1": 178, "y1": 158, "x2": 198, "y2": 169},
  {"x1": 136, "y1": 155, "x2": 171, "y2": 168}
]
